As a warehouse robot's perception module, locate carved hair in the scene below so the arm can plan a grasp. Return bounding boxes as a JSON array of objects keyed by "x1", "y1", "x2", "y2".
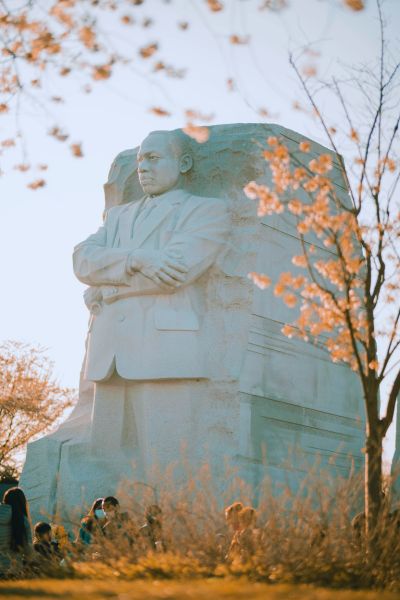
[{"x1": 146, "y1": 128, "x2": 193, "y2": 158}]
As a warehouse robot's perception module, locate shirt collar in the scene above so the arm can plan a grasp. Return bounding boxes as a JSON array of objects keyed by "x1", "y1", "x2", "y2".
[{"x1": 147, "y1": 188, "x2": 189, "y2": 206}]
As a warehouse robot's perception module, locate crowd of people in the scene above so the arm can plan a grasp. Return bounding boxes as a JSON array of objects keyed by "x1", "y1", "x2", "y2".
[{"x1": 0, "y1": 487, "x2": 258, "y2": 575}]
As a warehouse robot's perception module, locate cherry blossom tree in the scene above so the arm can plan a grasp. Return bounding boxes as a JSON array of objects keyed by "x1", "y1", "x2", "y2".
[
  {"x1": 0, "y1": 340, "x2": 76, "y2": 478},
  {"x1": 246, "y1": 0, "x2": 399, "y2": 534}
]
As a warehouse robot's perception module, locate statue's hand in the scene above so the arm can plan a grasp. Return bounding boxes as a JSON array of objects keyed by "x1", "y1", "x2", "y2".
[
  {"x1": 127, "y1": 249, "x2": 188, "y2": 288},
  {"x1": 84, "y1": 287, "x2": 103, "y2": 314}
]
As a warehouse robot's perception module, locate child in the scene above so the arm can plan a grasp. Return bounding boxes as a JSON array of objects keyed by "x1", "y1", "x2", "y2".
[{"x1": 33, "y1": 522, "x2": 60, "y2": 560}]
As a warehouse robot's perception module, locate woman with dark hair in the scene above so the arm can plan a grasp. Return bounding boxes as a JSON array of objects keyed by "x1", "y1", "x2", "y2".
[
  {"x1": 0, "y1": 487, "x2": 32, "y2": 571},
  {"x1": 77, "y1": 497, "x2": 106, "y2": 545}
]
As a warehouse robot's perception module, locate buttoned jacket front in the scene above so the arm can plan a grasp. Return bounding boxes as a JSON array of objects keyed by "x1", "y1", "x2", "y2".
[{"x1": 73, "y1": 189, "x2": 230, "y2": 381}]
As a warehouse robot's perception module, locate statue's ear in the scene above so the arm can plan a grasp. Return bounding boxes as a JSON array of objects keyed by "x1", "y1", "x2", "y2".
[{"x1": 180, "y1": 153, "x2": 193, "y2": 174}]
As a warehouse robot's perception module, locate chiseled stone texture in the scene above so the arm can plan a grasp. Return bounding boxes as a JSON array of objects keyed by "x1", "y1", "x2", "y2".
[{"x1": 20, "y1": 124, "x2": 364, "y2": 525}]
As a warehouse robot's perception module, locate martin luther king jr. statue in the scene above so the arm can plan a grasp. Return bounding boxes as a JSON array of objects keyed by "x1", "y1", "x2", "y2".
[{"x1": 71, "y1": 129, "x2": 231, "y2": 484}]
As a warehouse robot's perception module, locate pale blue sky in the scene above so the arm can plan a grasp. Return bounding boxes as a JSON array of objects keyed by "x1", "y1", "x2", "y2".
[{"x1": 1, "y1": 0, "x2": 399, "y2": 457}]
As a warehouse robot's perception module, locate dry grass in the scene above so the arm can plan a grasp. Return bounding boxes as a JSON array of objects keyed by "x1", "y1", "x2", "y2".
[
  {"x1": 3, "y1": 463, "x2": 400, "y2": 591},
  {"x1": 0, "y1": 579, "x2": 398, "y2": 600}
]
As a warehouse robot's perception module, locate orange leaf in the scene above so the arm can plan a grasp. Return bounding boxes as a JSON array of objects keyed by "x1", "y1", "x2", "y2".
[
  {"x1": 288, "y1": 199, "x2": 303, "y2": 215},
  {"x1": 27, "y1": 179, "x2": 46, "y2": 190},
  {"x1": 386, "y1": 158, "x2": 397, "y2": 173},
  {"x1": 297, "y1": 222, "x2": 309, "y2": 235},
  {"x1": 78, "y1": 26, "x2": 96, "y2": 51},
  {"x1": 292, "y1": 255, "x2": 307, "y2": 268},
  {"x1": 121, "y1": 15, "x2": 134, "y2": 25},
  {"x1": 139, "y1": 43, "x2": 158, "y2": 59},
  {"x1": 149, "y1": 107, "x2": 171, "y2": 117},
  {"x1": 48, "y1": 126, "x2": 69, "y2": 142},
  {"x1": 70, "y1": 143, "x2": 83, "y2": 158},
  {"x1": 343, "y1": 0, "x2": 365, "y2": 11},
  {"x1": 350, "y1": 129, "x2": 359, "y2": 142},
  {"x1": 248, "y1": 272, "x2": 271, "y2": 289},
  {"x1": 230, "y1": 34, "x2": 250, "y2": 45},
  {"x1": 281, "y1": 324, "x2": 296, "y2": 338},
  {"x1": 207, "y1": 0, "x2": 224, "y2": 12},
  {"x1": 14, "y1": 163, "x2": 30, "y2": 172},
  {"x1": 1, "y1": 138, "x2": 15, "y2": 147},
  {"x1": 92, "y1": 65, "x2": 112, "y2": 80},
  {"x1": 153, "y1": 61, "x2": 166, "y2": 72},
  {"x1": 299, "y1": 140, "x2": 311, "y2": 153},
  {"x1": 302, "y1": 65, "x2": 317, "y2": 77},
  {"x1": 283, "y1": 293, "x2": 297, "y2": 308}
]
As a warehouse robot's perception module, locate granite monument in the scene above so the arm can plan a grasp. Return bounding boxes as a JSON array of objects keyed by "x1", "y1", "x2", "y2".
[{"x1": 20, "y1": 124, "x2": 365, "y2": 523}]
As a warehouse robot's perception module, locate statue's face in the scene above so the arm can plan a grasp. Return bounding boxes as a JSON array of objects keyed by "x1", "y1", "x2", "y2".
[{"x1": 137, "y1": 134, "x2": 183, "y2": 196}]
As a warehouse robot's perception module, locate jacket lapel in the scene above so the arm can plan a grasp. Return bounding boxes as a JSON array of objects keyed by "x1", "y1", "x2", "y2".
[
  {"x1": 105, "y1": 205, "x2": 123, "y2": 247},
  {"x1": 116, "y1": 198, "x2": 146, "y2": 247},
  {"x1": 130, "y1": 189, "x2": 189, "y2": 249}
]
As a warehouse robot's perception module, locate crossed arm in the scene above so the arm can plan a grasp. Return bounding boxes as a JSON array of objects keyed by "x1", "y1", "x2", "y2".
[{"x1": 73, "y1": 199, "x2": 230, "y2": 300}]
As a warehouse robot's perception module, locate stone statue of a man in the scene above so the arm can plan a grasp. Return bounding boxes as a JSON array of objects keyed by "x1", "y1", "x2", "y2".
[{"x1": 73, "y1": 130, "x2": 231, "y2": 463}]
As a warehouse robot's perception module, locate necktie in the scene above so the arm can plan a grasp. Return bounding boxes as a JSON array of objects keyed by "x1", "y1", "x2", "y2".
[{"x1": 131, "y1": 198, "x2": 159, "y2": 237}]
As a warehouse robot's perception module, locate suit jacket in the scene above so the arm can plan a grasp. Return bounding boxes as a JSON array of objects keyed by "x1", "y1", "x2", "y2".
[{"x1": 73, "y1": 189, "x2": 230, "y2": 381}]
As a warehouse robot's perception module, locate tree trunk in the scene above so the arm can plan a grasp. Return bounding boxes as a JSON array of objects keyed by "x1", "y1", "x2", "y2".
[{"x1": 364, "y1": 418, "x2": 383, "y2": 540}]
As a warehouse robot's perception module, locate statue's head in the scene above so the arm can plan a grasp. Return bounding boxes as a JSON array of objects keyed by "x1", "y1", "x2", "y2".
[{"x1": 137, "y1": 129, "x2": 193, "y2": 196}]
